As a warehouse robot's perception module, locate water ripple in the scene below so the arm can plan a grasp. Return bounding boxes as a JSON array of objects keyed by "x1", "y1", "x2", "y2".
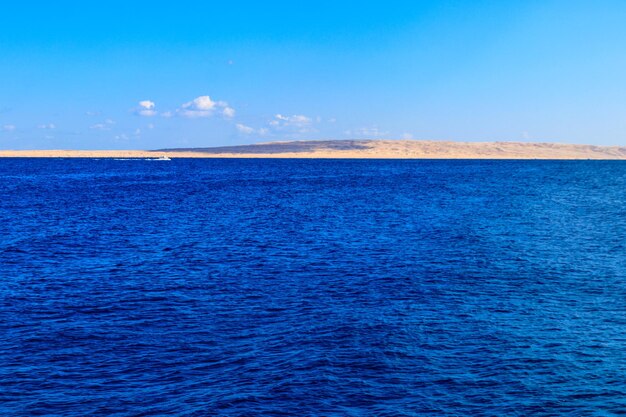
[{"x1": 1, "y1": 159, "x2": 625, "y2": 416}]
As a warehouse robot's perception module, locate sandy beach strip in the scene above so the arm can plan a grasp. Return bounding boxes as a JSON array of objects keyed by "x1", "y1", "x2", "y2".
[{"x1": 1, "y1": 140, "x2": 626, "y2": 159}]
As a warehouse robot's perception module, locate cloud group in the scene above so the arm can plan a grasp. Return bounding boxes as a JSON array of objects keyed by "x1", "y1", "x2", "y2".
[
  {"x1": 236, "y1": 113, "x2": 316, "y2": 137},
  {"x1": 136, "y1": 96, "x2": 235, "y2": 119},
  {"x1": 127, "y1": 95, "x2": 353, "y2": 141}
]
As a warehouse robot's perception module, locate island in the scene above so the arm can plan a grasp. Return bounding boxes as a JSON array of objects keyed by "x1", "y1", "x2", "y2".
[{"x1": 2, "y1": 140, "x2": 626, "y2": 159}]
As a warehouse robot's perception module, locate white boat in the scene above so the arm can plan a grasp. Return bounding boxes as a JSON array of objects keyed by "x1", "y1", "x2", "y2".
[{"x1": 156, "y1": 155, "x2": 171, "y2": 161}]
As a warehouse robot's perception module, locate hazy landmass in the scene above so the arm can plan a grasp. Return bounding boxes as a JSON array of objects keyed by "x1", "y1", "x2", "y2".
[{"x1": 2, "y1": 140, "x2": 626, "y2": 159}]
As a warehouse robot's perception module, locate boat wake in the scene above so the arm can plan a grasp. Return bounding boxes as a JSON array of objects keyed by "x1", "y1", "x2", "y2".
[{"x1": 112, "y1": 157, "x2": 171, "y2": 161}]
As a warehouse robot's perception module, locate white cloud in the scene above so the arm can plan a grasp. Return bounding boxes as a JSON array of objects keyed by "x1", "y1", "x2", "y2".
[
  {"x1": 401, "y1": 132, "x2": 414, "y2": 140},
  {"x1": 115, "y1": 133, "x2": 130, "y2": 140},
  {"x1": 139, "y1": 100, "x2": 155, "y2": 109},
  {"x1": 38, "y1": 123, "x2": 56, "y2": 130},
  {"x1": 184, "y1": 96, "x2": 215, "y2": 112},
  {"x1": 273, "y1": 114, "x2": 312, "y2": 126},
  {"x1": 223, "y1": 107, "x2": 235, "y2": 118},
  {"x1": 161, "y1": 111, "x2": 173, "y2": 118},
  {"x1": 269, "y1": 114, "x2": 314, "y2": 133},
  {"x1": 180, "y1": 96, "x2": 215, "y2": 118},
  {"x1": 137, "y1": 100, "x2": 157, "y2": 117},
  {"x1": 345, "y1": 126, "x2": 389, "y2": 138},
  {"x1": 90, "y1": 119, "x2": 115, "y2": 130},
  {"x1": 179, "y1": 95, "x2": 234, "y2": 119},
  {"x1": 236, "y1": 123, "x2": 255, "y2": 134},
  {"x1": 2, "y1": 124, "x2": 16, "y2": 131},
  {"x1": 236, "y1": 123, "x2": 269, "y2": 136}
]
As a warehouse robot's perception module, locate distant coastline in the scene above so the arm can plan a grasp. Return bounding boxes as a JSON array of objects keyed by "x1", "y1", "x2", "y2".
[{"x1": 2, "y1": 140, "x2": 626, "y2": 159}]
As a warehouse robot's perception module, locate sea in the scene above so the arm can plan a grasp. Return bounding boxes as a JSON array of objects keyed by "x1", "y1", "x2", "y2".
[{"x1": 1, "y1": 158, "x2": 625, "y2": 416}]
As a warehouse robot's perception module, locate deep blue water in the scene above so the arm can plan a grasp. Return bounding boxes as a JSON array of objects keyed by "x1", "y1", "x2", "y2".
[{"x1": 1, "y1": 158, "x2": 626, "y2": 416}]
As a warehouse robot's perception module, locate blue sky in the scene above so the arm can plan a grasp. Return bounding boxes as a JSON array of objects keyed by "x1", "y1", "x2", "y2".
[{"x1": 1, "y1": 0, "x2": 626, "y2": 149}]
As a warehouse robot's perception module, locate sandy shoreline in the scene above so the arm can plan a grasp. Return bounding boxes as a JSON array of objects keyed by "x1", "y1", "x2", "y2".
[{"x1": 2, "y1": 140, "x2": 626, "y2": 159}]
